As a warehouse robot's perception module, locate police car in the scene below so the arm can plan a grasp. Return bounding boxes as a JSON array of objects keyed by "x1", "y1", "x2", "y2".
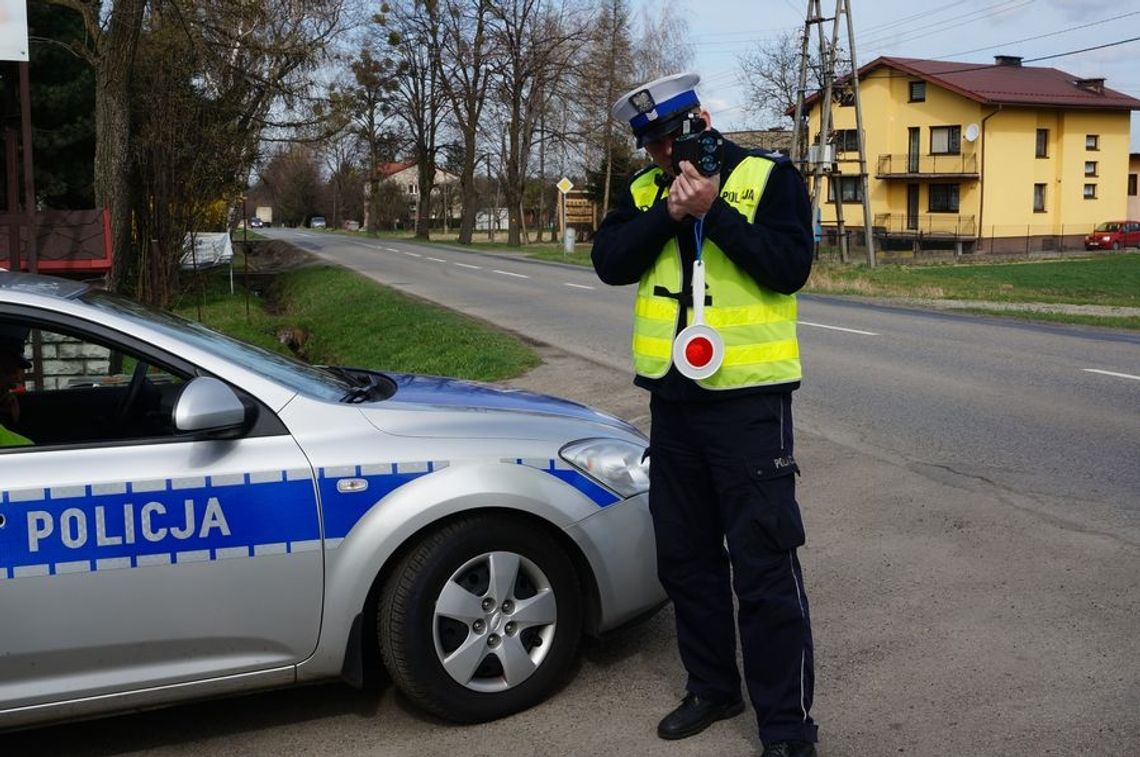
[{"x1": 0, "y1": 271, "x2": 664, "y2": 730}]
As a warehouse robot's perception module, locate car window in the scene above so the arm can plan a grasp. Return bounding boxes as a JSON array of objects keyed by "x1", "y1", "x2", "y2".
[
  {"x1": 0, "y1": 320, "x2": 190, "y2": 451},
  {"x1": 79, "y1": 290, "x2": 352, "y2": 401}
]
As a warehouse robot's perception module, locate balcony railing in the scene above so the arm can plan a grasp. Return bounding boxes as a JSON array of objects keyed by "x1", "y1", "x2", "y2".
[
  {"x1": 876, "y1": 153, "x2": 979, "y2": 178},
  {"x1": 873, "y1": 213, "x2": 977, "y2": 237}
]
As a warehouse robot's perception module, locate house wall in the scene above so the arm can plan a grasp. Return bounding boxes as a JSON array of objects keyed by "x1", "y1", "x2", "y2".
[
  {"x1": 1129, "y1": 155, "x2": 1140, "y2": 219},
  {"x1": 807, "y1": 66, "x2": 1135, "y2": 247}
]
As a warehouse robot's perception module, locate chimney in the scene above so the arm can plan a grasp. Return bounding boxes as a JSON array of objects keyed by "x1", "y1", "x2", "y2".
[
  {"x1": 1076, "y1": 78, "x2": 1106, "y2": 94},
  {"x1": 994, "y1": 55, "x2": 1022, "y2": 66}
]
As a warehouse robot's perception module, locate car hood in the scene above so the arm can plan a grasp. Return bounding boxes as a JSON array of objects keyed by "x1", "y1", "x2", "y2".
[{"x1": 360, "y1": 372, "x2": 642, "y2": 440}]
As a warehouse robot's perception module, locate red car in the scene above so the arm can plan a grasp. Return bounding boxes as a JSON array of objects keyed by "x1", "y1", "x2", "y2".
[{"x1": 1084, "y1": 221, "x2": 1140, "y2": 250}]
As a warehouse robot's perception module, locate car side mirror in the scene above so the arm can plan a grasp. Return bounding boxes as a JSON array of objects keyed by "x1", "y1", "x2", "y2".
[{"x1": 173, "y1": 377, "x2": 254, "y2": 438}]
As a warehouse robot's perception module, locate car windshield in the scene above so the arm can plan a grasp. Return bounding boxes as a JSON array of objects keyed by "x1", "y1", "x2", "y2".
[
  {"x1": 1094, "y1": 222, "x2": 1120, "y2": 232},
  {"x1": 80, "y1": 289, "x2": 353, "y2": 400}
]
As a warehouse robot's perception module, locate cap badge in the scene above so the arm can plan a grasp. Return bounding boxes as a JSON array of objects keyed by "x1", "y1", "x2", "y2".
[{"x1": 629, "y1": 89, "x2": 656, "y2": 117}]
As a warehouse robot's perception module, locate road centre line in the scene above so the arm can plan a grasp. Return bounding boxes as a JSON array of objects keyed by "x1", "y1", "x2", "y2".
[
  {"x1": 1082, "y1": 368, "x2": 1140, "y2": 382},
  {"x1": 493, "y1": 270, "x2": 529, "y2": 279},
  {"x1": 800, "y1": 321, "x2": 879, "y2": 336},
  {"x1": 426, "y1": 257, "x2": 447, "y2": 262},
  {"x1": 403, "y1": 251, "x2": 421, "y2": 257},
  {"x1": 564, "y1": 282, "x2": 595, "y2": 290},
  {"x1": 455, "y1": 262, "x2": 481, "y2": 270},
  {"x1": 385, "y1": 247, "x2": 400, "y2": 252}
]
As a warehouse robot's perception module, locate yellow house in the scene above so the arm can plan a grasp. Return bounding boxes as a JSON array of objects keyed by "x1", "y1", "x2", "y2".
[{"x1": 802, "y1": 55, "x2": 1140, "y2": 253}]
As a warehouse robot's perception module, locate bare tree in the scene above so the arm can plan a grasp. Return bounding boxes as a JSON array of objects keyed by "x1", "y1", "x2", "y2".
[
  {"x1": 577, "y1": 0, "x2": 634, "y2": 216},
  {"x1": 383, "y1": 0, "x2": 447, "y2": 241},
  {"x1": 335, "y1": 47, "x2": 402, "y2": 231},
  {"x1": 42, "y1": 0, "x2": 350, "y2": 301},
  {"x1": 738, "y1": 30, "x2": 839, "y2": 128},
  {"x1": 488, "y1": 0, "x2": 586, "y2": 247},
  {"x1": 631, "y1": 3, "x2": 694, "y2": 85},
  {"x1": 42, "y1": 0, "x2": 146, "y2": 292},
  {"x1": 436, "y1": 0, "x2": 497, "y2": 245}
]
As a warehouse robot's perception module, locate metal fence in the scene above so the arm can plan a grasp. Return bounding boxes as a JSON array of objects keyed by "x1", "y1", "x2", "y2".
[{"x1": 818, "y1": 222, "x2": 1130, "y2": 261}]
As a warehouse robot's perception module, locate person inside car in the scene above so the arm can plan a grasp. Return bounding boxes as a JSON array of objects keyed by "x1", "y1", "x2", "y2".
[{"x1": 0, "y1": 343, "x2": 33, "y2": 446}]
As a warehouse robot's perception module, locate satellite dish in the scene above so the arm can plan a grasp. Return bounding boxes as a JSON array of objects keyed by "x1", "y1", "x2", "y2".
[{"x1": 964, "y1": 123, "x2": 980, "y2": 143}]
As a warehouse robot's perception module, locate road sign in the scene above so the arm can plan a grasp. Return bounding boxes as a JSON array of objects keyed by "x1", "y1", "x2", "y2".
[{"x1": 556, "y1": 177, "x2": 573, "y2": 195}]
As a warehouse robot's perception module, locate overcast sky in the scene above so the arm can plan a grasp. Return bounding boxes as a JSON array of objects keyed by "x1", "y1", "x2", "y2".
[{"x1": 639, "y1": 0, "x2": 1140, "y2": 149}]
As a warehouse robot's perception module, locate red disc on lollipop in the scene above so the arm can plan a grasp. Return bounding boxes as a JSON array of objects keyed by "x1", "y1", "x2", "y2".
[{"x1": 684, "y1": 335, "x2": 714, "y2": 368}]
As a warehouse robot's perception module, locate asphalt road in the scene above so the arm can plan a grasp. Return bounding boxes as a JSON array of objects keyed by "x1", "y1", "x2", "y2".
[
  {"x1": 8, "y1": 230, "x2": 1137, "y2": 756},
  {"x1": 280, "y1": 230, "x2": 1140, "y2": 537}
]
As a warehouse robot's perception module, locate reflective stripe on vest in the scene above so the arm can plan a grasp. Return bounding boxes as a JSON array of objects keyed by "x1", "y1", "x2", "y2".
[{"x1": 628, "y1": 156, "x2": 802, "y2": 389}]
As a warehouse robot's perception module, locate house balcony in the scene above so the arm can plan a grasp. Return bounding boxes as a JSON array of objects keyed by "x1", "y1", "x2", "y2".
[
  {"x1": 873, "y1": 213, "x2": 977, "y2": 238},
  {"x1": 875, "y1": 154, "x2": 979, "y2": 179}
]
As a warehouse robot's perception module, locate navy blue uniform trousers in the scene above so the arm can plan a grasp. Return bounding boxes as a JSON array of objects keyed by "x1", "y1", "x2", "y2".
[{"x1": 648, "y1": 391, "x2": 818, "y2": 744}]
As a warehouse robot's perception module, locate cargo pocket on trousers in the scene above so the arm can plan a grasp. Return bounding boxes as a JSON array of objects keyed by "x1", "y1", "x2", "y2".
[{"x1": 745, "y1": 456, "x2": 806, "y2": 552}]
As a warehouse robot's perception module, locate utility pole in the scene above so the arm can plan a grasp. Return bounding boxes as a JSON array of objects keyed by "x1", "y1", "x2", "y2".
[{"x1": 791, "y1": 0, "x2": 876, "y2": 267}]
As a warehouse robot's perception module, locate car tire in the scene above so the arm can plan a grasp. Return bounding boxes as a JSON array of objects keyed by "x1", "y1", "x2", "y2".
[
  {"x1": 378, "y1": 514, "x2": 582, "y2": 723},
  {"x1": 1112, "y1": 242, "x2": 1120, "y2": 250}
]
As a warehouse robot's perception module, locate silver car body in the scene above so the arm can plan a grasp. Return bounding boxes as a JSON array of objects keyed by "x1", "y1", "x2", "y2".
[{"x1": 0, "y1": 273, "x2": 664, "y2": 730}]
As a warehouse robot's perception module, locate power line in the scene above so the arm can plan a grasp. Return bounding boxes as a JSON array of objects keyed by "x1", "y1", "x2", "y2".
[
  {"x1": 1023, "y1": 36, "x2": 1140, "y2": 62},
  {"x1": 859, "y1": 0, "x2": 1036, "y2": 55},
  {"x1": 936, "y1": 10, "x2": 1140, "y2": 59}
]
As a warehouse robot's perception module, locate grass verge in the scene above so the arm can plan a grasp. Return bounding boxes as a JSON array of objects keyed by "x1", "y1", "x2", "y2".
[
  {"x1": 806, "y1": 253, "x2": 1140, "y2": 307},
  {"x1": 174, "y1": 264, "x2": 540, "y2": 382}
]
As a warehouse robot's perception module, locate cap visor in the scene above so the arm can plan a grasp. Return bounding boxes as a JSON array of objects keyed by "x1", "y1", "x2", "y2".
[{"x1": 635, "y1": 112, "x2": 692, "y2": 148}]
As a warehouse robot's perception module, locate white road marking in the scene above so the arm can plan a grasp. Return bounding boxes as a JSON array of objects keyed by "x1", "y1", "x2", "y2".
[
  {"x1": 800, "y1": 321, "x2": 879, "y2": 336},
  {"x1": 455, "y1": 262, "x2": 482, "y2": 270},
  {"x1": 494, "y1": 270, "x2": 529, "y2": 279},
  {"x1": 385, "y1": 247, "x2": 400, "y2": 252},
  {"x1": 1082, "y1": 368, "x2": 1140, "y2": 382},
  {"x1": 564, "y1": 282, "x2": 595, "y2": 290},
  {"x1": 403, "y1": 251, "x2": 421, "y2": 258},
  {"x1": 427, "y1": 257, "x2": 447, "y2": 262}
]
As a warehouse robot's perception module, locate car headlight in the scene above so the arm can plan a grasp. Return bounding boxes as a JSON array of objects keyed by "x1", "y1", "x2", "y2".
[{"x1": 560, "y1": 438, "x2": 650, "y2": 498}]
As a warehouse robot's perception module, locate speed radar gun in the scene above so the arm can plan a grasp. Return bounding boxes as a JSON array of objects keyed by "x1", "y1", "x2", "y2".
[{"x1": 672, "y1": 219, "x2": 724, "y2": 380}]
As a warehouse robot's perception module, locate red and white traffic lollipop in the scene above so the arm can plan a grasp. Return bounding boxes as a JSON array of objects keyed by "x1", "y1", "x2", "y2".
[{"x1": 672, "y1": 258, "x2": 723, "y2": 380}]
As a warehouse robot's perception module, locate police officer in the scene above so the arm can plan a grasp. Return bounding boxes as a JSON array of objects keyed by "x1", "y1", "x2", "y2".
[{"x1": 591, "y1": 72, "x2": 818, "y2": 757}]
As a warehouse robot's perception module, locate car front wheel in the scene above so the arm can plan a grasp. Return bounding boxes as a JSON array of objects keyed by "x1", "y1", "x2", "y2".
[{"x1": 379, "y1": 514, "x2": 582, "y2": 722}]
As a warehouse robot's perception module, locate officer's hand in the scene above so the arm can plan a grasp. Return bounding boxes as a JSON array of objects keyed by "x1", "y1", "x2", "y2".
[{"x1": 667, "y1": 161, "x2": 721, "y2": 222}]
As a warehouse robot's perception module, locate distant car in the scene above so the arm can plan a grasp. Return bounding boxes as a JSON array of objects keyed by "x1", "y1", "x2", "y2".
[
  {"x1": 248, "y1": 217, "x2": 264, "y2": 229},
  {"x1": 0, "y1": 271, "x2": 664, "y2": 729},
  {"x1": 310, "y1": 216, "x2": 327, "y2": 229},
  {"x1": 1084, "y1": 221, "x2": 1140, "y2": 250}
]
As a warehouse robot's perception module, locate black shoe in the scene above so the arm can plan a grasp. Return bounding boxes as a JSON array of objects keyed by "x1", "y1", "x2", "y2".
[
  {"x1": 656, "y1": 692, "x2": 745, "y2": 740},
  {"x1": 761, "y1": 741, "x2": 817, "y2": 757}
]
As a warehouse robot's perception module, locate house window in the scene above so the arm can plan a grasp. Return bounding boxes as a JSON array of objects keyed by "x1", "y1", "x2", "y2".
[
  {"x1": 1033, "y1": 183, "x2": 1046, "y2": 212},
  {"x1": 827, "y1": 176, "x2": 864, "y2": 203},
  {"x1": 1129, "y1": 174, "x2": 1138, "y2": 196},
  {"x1": 930, "y1": 126, "x2": 961, "y2": 155},
  {"x1": 837, "y1": 88, "x2": 855, "y2": 107},
  {"x1": 1035, "y1": 129, "x2": 1048, "y2": 158},
  {"x1": 1084, "y1": 161, "x2": 1098, "y2": 177},
  {"x1": 1083, "y1": 183, "x2": 1097, "y2": 199},
  {"x1": 833, "y1": 129, "x2": 860, "y2": 152},
  {"x1": 909, "y1": 81, "x2": 926, "y2": 102},
  {"x1": 1086, "y1": 134, "x2": 1099, "y2": 150},
  {"x1": 929, "y1": 183, "x2": 960, "y2": 212}
]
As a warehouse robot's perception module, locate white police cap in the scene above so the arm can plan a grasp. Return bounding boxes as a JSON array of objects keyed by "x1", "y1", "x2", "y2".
[{"x1": 612, "y1": 72, "x2": 702, "y2": 147}]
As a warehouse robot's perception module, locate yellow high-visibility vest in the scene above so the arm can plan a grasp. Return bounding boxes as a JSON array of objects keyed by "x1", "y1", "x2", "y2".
[{"x1": 628, "y1": 156, "x2": 801, "y2": 389}]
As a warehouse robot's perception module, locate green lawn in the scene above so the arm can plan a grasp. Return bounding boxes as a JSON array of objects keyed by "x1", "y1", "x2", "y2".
[
  {"x1": 806, "y1": 253, "x2": 1140, "y2": 307},
  {"x1": 174, "y1": 264, "x2": 540, "y2": 381}
]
